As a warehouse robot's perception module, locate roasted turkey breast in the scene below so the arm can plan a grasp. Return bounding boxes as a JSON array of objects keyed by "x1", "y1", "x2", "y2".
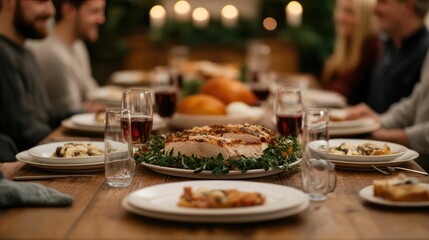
[{"x1": 164, "y1": 123, "x2": 273, "y2": 160}]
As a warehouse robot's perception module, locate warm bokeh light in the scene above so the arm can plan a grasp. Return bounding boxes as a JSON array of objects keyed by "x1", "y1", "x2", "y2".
[
  {"x1": 192, "y1": 7, "x2": 209, "y2": 21},
  {"x1": 174, "y1": 0, "x2": 191, "y2": 14},
  {"x1": 150, "y1": 5, "x2": 166, "y2": 19},
  {"x1": 286, "y1": 1, "x2": 303, "y2": 15},
  {"x1": 221, "y1": 5, "x2": 239, "y2": 19},
  {"x1": 263, "y1": 17, "x2": 277, "y2": 31}
]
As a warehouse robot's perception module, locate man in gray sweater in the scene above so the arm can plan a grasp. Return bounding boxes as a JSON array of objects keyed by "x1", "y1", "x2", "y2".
[{"x1": 347, "y1": 54, "x2": 429, "y2": 170}]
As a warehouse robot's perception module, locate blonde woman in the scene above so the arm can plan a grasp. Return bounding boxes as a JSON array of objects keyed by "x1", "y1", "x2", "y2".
[{"x1": 322, "y1": 0, "x2": 380, "y2": 104}]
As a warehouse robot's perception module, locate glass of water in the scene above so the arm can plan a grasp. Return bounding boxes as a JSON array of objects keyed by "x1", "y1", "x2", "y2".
[
  {"x1": 104, "y1": 108, "x2": 135, "y2": 187},
  {"x1": 301, "y1": 108, "x2": 336, "y2": 201}
]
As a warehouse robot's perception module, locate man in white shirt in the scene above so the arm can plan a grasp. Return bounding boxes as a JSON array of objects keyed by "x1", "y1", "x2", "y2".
[{"x1": 28, "y1": 0, "x2": 106, "y2": 114}]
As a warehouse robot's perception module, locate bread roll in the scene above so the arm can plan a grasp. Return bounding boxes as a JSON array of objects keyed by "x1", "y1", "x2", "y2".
[
  {"x1": 200, "y1": 77, "x2": 257, "y2": 105},
  {"x1": 177, "y1": 94, "x2": 226, "y2": 115}
]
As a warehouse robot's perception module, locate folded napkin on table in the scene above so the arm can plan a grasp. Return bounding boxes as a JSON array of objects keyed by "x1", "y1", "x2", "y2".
[{"x1": 0, "y1": 171, "x2": 74, "y2": 207}]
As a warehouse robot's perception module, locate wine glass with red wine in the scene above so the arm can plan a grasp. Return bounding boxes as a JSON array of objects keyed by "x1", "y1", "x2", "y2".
[
  {"x1": 152, "y1": 67, "x2": 178, "y2": 132},
  {"x1": 274, "y1": 87, "x2": 303, "y2": 138},
  {"x1": 248, "y1": 71, "x2": 272, "y2": 104},
  {"x1": 121, "y1": 89, "x2": 153, "y2": 151}
]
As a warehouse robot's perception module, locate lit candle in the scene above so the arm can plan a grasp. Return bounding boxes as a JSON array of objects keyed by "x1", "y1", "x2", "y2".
[
  {"x1": 150, "y1": 5, "x2": 166, "y2": 29},
  {"x1": 286, "y1": 1, "x2": 303, "y2": 27},
  {"x1": 192, "y1": 7, "x2": 210, "y2": 28},
  {"x1": 174, "y1": 0, "x2": 191, "y2": 22},
  {"x1": 221, "y1": 5, "x2": 239, "y2": 28}
]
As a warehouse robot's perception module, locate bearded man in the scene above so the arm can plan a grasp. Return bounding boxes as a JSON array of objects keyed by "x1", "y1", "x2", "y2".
[
  {"x1": 28, "y1": 0, "x2": 106, "y2": 115},
  {"x1": 0, "y1": 0, "x2": 58, "y2": 162}
]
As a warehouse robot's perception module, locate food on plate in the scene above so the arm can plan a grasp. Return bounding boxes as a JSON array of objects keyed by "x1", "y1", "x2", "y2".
[
  {"x1": 165, "y1": 123, "x2": 273, "y2": 160},
  {"x1": 94, "y1": 111, "x2": 105, "y2": 123},
  {"x1": 200, "y1": 77, "x2": 258, "y2": 105},
  {"x1": 177, "y1": 94, "x2": 226, "y2": 115},
  {"x1": 328, "y1": 142, "x2": 393, "y2": 156},
  {"x1": 53, "y1": 142, "x2": 103, "y2": 158},
  {"x1": 373, "y1": 174, "x2": 429, "y2": 202},
  {"x1": 134, "y1": 123, "x2": 302, "y2": 174},
  {"x1": 178, "y1": 186, "x2": 265, "y2": 208}
]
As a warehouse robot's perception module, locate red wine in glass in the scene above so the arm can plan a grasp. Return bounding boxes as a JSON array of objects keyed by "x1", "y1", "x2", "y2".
[
  {"x1": 276, "y1": 114, "x2": 302, "y2": 138},
  {"x1": 251, "y1": 84, "x2": 270, "y2": 101},
  {"x1": 122, "y1": 116, "x2": 153, "y2": 145},
  {"x1": 155, "y1": 89, "x2": 177, "y2": 118}
]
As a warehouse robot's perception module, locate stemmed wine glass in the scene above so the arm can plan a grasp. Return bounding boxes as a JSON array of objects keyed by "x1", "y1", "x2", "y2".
[
  {"x1": 274, "y1": 87, "x2": 303, "y2": 138},
  {"x1": 152, "y1": 66, "x2": 178, "y2": 132},
  {"x1": 121, "y1": 88, "x2": 153, "y2": 152}
]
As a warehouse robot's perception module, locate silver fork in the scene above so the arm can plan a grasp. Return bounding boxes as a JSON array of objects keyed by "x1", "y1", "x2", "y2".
[
  {"x1": 371, "y1": 165, "x2": 390, "y2": 175},
  {"x1": 386, "y1": 166, "x2": 428, "y2": 176}
]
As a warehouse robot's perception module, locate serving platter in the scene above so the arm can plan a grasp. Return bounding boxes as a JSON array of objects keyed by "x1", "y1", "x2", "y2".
[
  {"x1": 359, "y1": 184, "x2": 429, "y2": 207},
  {"x1": 123, "y1": 180, "x2": 309, "y2": 223},
  {"x1": 142, "y1": 158, "x2": 301, "y2": 179}
]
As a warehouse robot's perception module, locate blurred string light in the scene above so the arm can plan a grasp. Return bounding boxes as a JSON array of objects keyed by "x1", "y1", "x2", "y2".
[
  {"x1": 192, "y1": 7, "x2": 210, "y2": 28},
  {"x1": 286, "y1": 1, "x2": 303, "y2": 27},
  {"x1": 263, "y1": 17, "x2": 277, "y2": 31},
  {"x1": 149, "y1": 5, "x2": 166, "y2": 28},
  {"x1": 174, "y1": 0, "x2": 191, "y2": 22},
  {"x1": 221, "y1": 5, "x2": 239, "y2": 28}
]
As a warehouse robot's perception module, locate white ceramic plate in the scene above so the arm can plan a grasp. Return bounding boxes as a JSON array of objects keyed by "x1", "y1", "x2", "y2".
[
  {"x1": 170, "y1": 109, "x2": 264, "y2": 129},
  {"x1": 329, "y1": 149, "x2": 419, "y2": 169},
  {"x1": 16, "y1": 151, "x2": 104, "y2": 172},
  {"x1": 89, "y1": 86, "x2": 123, "y2": 106},
  {"x1": 329, "y1": 119, "x2": 381, "y2": 136},
  {"x1": 71, "y1": 113, "x2": 104, "y2": 128},
  {"x1": 126, "y1": 181, "x2": 309, "y2": 216},
  {"x1": 301, "y1": 89, "x2": 347, "y2": 108},
  {"x1": 28, "y1": 141, "x2": 105, "y2": 164},
  {"x1": 329, "y1": 118, "x2": 375, "y2": 129},
  {"x1": 359, "y1": 185, "x2": 429, "y2": 207},
  {"x1": 142, "y1": 158, "x2": 301, "y2": 179},
  {"x1": 122, "y1": 196, "x2": 309, "y2": 223},
  {"x1": 62, "y1": 115, "x2": 166, "y2": 134},
  {"x1": 308, "y1": 139, "x2": 407, "y2": 162},
  {"x1": 110, "y1": 70, "x2": 147, "y2": 85}
]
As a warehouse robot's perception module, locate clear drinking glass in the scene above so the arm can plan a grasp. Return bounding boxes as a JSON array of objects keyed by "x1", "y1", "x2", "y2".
[
  {"x1": 121, "y1": 89, "x2": 153, "y2": 151},
  {"x1": 274, "y1": 87, "x2": 303, "y2": 138},
  {"x1": 300, "y1": 108, "x2": 336, "y2": 201},
  {"x1": 104, "y1": 108, "x2": 135, "y2": 187},
  {"x1": 152, "y1": 67, "x2": 178, "y2": 132}
]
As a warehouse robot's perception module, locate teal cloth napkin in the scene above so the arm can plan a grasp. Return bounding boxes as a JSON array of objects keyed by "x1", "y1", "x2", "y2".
[{"x1": 0, "y1": 171, "x2": 74, "y2": 207}]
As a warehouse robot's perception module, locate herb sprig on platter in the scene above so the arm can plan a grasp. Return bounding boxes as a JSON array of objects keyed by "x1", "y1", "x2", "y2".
[{"x1": 134, "y1": 135, "x2": 302, "y2": 175}]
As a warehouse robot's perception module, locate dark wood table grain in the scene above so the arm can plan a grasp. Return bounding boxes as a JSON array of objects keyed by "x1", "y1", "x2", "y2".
[{"x1": 1, "y1": 127, "x2": 428, "y2": 239}]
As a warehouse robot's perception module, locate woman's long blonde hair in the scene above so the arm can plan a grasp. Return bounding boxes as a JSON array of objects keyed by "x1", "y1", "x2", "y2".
[{"x1": 323, "y1": 0, "x2": 377, "y2": 82}]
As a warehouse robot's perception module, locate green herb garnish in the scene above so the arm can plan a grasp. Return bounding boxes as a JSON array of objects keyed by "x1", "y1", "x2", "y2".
[{"x1": 134, "y1": 135, "x2": 302, "y2": 175}]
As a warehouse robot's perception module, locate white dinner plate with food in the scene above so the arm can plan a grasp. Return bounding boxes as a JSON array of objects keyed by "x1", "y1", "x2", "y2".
[
  {"x1": 125, "y1": 181, "x2": 309, "y2": 217},
  {"x1": 110, "y1": 70, "x2": 147, "y2": 85},
  {"x1": 329, "y1": 119, "x2": 381, "y2": 136},
  {"x1": 329, "y1": 117, "x2": 374, "y2": 129},
  {"x1": 170, "y1": 109, "x2": 264, "y2": 130},
  {"x1": 142, "y1": 158, "x2": 301, "y2": 180},
  {"x1": 71, "y1": 113, "x2": 104, "y2": 128},
  {"x1": 16, "y1": 151, "x2": 104, "y2": 172},
  {"x1": 359, "y1": 185, "x2": 429, "y2": 207},
  {"x1": 27, "y1": 141, "x2": 105, "y2": 164},
  {"x1": 308, "y1": 139, "x2": 407, "y2": 162},
  {"x1": 329, "y1": 149, "x2": 419, "y2": 169}
]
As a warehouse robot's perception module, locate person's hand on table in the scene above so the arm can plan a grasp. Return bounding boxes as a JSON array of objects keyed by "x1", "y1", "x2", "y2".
[{"x1": 344, "y1": 103, "x2": 380, "y2": 122}]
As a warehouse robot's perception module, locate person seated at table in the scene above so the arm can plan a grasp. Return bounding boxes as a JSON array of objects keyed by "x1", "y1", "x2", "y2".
[
  {"x1": 0, "y1": 133, "x2": 18, "y2": 163},
  {"x1": 27, "y1": 0, "x2": 106, "y2": 115},
  {"x1": 346, "y1": 52, "x2": 429, "y2": 170},
  {"x1": 364, "y1": 0, "x2": 429, "y2": 113},
  {"x1": 321, "y1": 0, "x2": 380, "y2": 105},
  {"x1": 0, "y1": 0, "x2": 65, "y2": 162}
]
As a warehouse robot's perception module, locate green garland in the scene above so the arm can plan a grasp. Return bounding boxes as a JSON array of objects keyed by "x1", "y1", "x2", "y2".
[{"x1": 134, "y1": 135, "x2": 302, "y2": 175}]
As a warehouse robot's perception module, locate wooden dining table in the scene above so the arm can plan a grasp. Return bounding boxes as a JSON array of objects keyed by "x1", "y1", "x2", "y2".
[{"x1": 1, "y1": 126, "x2": 429, "y2": 240}]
